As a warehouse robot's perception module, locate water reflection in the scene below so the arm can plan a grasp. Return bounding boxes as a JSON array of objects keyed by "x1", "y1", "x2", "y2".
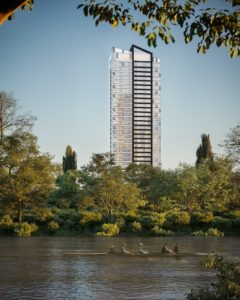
[{"x1": 0, "y1": 237, "x2": 239, "y2": 299}]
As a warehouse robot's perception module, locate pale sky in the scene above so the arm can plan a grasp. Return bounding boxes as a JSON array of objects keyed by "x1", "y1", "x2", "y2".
[{"x1": 1, "y1": 0, "x2": 239, "y2": 169}]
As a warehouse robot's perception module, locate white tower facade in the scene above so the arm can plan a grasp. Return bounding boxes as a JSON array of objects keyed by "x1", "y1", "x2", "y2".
[{"x1": 110, "y1": 45, "x2": 161, "y2": 168}]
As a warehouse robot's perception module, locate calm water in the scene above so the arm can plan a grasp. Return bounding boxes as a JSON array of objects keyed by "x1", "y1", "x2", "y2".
[{"x1": 0, "y1": 236, "x2": 239, "y2": 300}]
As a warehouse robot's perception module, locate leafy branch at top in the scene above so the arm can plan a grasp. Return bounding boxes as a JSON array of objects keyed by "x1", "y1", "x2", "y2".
[{"x1": 77, "y1": 0, "x2": 240, "y2": 58}]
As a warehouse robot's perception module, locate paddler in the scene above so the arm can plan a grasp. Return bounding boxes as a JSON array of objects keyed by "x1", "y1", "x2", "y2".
[
  {"x1": 121, "y1": 242, "x2": 132, "y2": 255},
  {"x1": 109, "y1": 245, "x2": 117, "y2": 254},
  {"x1": 161, "y1": 243, "x2": 174, "y2": 254},
  {"x1": 173, "y1": 243, "x2": 179, "y2": 254},
  {"x1": 138, "y1": 242, "x2": 148, "y2": 254}
]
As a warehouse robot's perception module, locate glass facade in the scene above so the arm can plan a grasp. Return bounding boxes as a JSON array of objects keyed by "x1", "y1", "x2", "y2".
[{"x1": 110, "y1": 45, "x2": 161, "y2": 168}]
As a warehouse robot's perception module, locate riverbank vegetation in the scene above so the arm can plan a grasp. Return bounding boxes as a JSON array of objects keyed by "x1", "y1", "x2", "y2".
[
  {"x1": 187, "y1": 254, "x2": 240, "y2": 300},
  {"x1": 0, "y1": 91, "x2": 240, "y2": 237}
]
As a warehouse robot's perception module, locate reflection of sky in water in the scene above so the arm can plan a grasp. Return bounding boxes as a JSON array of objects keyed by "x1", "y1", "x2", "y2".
[{"x1": 0, "y1": 237, "x2": 239, "y2": 300}]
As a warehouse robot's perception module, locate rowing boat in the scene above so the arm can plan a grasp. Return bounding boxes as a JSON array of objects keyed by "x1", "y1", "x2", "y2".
[{"x1": 63, "y1": 252, "x2": 208, "y2": 257}]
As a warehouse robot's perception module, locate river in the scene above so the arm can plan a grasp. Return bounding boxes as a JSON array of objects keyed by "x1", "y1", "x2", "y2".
[{"x1": 0, "y1": 236, "x2": 239, "y2": 299}]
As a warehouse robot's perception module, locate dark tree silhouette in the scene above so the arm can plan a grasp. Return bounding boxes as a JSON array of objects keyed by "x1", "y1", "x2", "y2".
[{"x1": 63, "y1": 145, "x2": 77, "y2": 173}]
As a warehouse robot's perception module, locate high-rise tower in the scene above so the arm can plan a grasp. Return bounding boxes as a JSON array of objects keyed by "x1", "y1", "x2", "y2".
[{"x1": 110, "y1": 45, "x2": 161, "y2": 168}]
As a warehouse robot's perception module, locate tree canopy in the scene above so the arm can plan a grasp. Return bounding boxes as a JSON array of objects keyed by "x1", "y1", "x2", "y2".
[
  {"x1": 0, "y1": 91, "x2": 56, "y2": 225},
  {"x1": 1, "y1": 1, "x2": 239, "y2": 57},
  {"x1": 63, "y1": 145, "x2": 77, "y2": 173},
  {"x1": 222, "y1": 123, "x2": 240, "y2": 170},
  {"x1": 0, "y1": 132, "x2": 56, "y2": 225},
  {"x1": 78, "y1": 0, "x2": 240, "y2": 58},
  {"x1": 0, "y1": 0, "x2": 33, "y2": 25},
  {"x1": 196, "y1": 133, "x2": 214, "y2": 166},
  {"x1": 0, "y1": 91, "x2": 36, "y2": 142}
]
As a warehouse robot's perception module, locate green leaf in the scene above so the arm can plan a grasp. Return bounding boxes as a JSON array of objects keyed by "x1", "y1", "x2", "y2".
[
  {"x1": 112, "y1": 18, "x2": 118, "y2": 28},
  {"x1": 83, "y1": 6, "x2": 89, "y2": 17},
  {"x1": 77, "y1": 4, "x2": 84, "y2": 10}
]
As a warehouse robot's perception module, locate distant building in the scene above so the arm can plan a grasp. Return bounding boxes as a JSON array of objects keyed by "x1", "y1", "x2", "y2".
[{"x1": 110, "y1": 45, "x2": 161, "y2": 168}]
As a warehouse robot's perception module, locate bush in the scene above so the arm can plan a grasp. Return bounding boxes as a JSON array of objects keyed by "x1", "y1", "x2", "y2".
[
  {"x1": 191, "y1": 228, "x2": 224, "y2": 237},
  {"x1": 224, "y1": 210, "x2": 240, "y2": 219},
  {"x1": 187, "y1": 255, "x2": 240, "y2": 300},
  {"x1": 80, "y1": 211, "x2": 102, "y2": 226},
  {"x1": 96, "y1": 223, "x2": 119, "y2": 237},
  {"x1": 190, "y1": 211, "x2": 213, "y2": 226},
  {"x1": 47, "y1": 221, "x2": 60, "y2": 234},
  {"x1": 191, "y1": 230, "x2": 208, "y2": 237},
  {"x1": 0, "y1": 215, "x2": 15, "y2": 234},
  {"x1": 207, "y1": 228, "x2": 224, "y2": 237},
  {"x1": 138, "y1": 212, "x2": 165, "y2": 229},
  {"x1": 138, "y1": 215, "x2": 154, "y2": 229},
  {"x1": 151, "y1": 226, "x2": 174, "y2": 236},
  {"x1": 211, "y1": 216, "x2": 232, "y2": 230},
  {"x1": 124, "y1": 210, "x2": 139, "y2": 223},
  {"x1": 165, "y1": 211, "x2": 190, "y2": 229},
  {"x1": 115, "y1": 217, "x2": 125, "y2": 229},
  {"x1": 131, "y1": 221, "x2": 142, "y2": 232},
  {"x1": 25, "y1": 208, "x2": 54, "y2": 225},
  {"x1": 53, "y1": 209, "x2": 76, "y2": 226},
  {"x1": 35, "y1": 208, "x2": 53, "y2": 223},
  {"x1": 232, "y1": 210, "x2": 240, "y2": 218},
  {"x1": 232, "y1": 217, "x2": 240, "y2": 228},
  {"x1": 14, "y1": 222, "x2": 38, "y2": 237}
]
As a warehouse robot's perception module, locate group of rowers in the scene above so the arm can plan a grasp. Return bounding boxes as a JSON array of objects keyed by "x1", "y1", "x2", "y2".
[{"x1": 109, "y1": 242, "x2": 179, "y2": 255}]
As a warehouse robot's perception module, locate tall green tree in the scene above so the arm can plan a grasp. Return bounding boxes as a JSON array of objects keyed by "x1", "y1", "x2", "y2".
[
  {"x1": 79, "y1": 153, "x2": 115, "y2": 191},
  {"x1": 62, "y1": 145, "x2": 77, "y2": 173},
  {"x1": 176, "y1": 158, "x2": 237, "y2": 213},
  {"x1": 176, "y1": 164, "x2": 199, "y2": 213},
  {"x1": 222, "y1": 123, "x2": 240, "y2": 170},
  {"x1": 196, "y1": 134, "x2": 214, "y2": 166},
  {"x1": 125, "y1": 163, "x2": 178, "y2": 209},
  {"x1": 0, "y1": 93, "x2": 56, "y2": 225},
  {"x1": 82, "y1": 152, "x2": 114, "y2": 176},
  {"x1": 0, "y1": 133, "x2": 56, "y2": 224},
  {"x1": 50, "y1": 169, "x2": 82, "y2": 209},
  {"x1": 0, "y1": 91, "x2": 36, "y2": 142},
  {"x1": 196, "y1": 157, "x2": 236, "y2": 211},
  {"x1": 78, "y1": 0, "x2": 240, "y2": 58},
  {"x1": 93, "y1": 166, "x2": 142, "y2": 221}
]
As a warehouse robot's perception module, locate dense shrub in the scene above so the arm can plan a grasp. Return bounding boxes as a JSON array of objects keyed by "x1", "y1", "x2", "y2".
[
  {"x1": 47, "y1": 221, "x2": 60, "y2": 234},
  {"x1": 138, "y1": 215, "x2": 153, "y2": 229},
  {"x1": 80, "y1": 211, "x2": 102, "y2": 226},
  {"x1": 187, "y1": 255, "x2": 240, "y2": 300},
  {"x1": 14, "y1": 222, "x2": 38, "y2": 237},
  {"x1": 115, "y1": 217, "x2": 125, "y2": 230},
  {"x1": 190, "y1": 211, "x2": 213, "y2": 226},
  {"x1": 124, "y1": 210, "x2": 139, "y2": 223},
  {"x1": 0, "y1": 215, "x2": 15, "y2": 234},
  {"x1": 96, "y1": 223, "x2": 119, "y2": 237},
  {"x1": 35, "y1": 208, "x2": 53, "y2": 223},
  {"x1": 191, "y1": 230, "x2": 208, "y2": 237},
  {"x1": 191, "y1": 228, "x2": 224, "y2": 237},
  {"x1": 232, "y1": 210, "x2": 240, "y2": 218},
  {"x1": 53, "y1": 209, "x2": 76, "y2": 226},
  {"x1": 131, "y1": 221, "x2": 142, "y2": 232},
  {"x1": 151, "y1": 226, "x2": 174, "y2": 236},
  {"x1": 25, "y1": 208, "x2": 54, "y2": 225},
  {"x1": 165, "y1": 211, "x2": 190, "y2": 229},
  {"x1": 207, "y1": 228, "x2": 224, "y2": 237},
  {"x1": 139, "y1": 212, "x2": 165, "y2": 229},
  {"x1": 232, "y1": 217, "x2": 240, "y2": 228},
  {"x1": 211, "y1": 216, "x2": 232, "y2": 230}
]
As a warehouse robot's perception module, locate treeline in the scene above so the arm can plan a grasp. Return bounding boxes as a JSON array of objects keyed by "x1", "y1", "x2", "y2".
[{"x1": 0, "y1": 91, "x2": 240, "y2": 237}]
